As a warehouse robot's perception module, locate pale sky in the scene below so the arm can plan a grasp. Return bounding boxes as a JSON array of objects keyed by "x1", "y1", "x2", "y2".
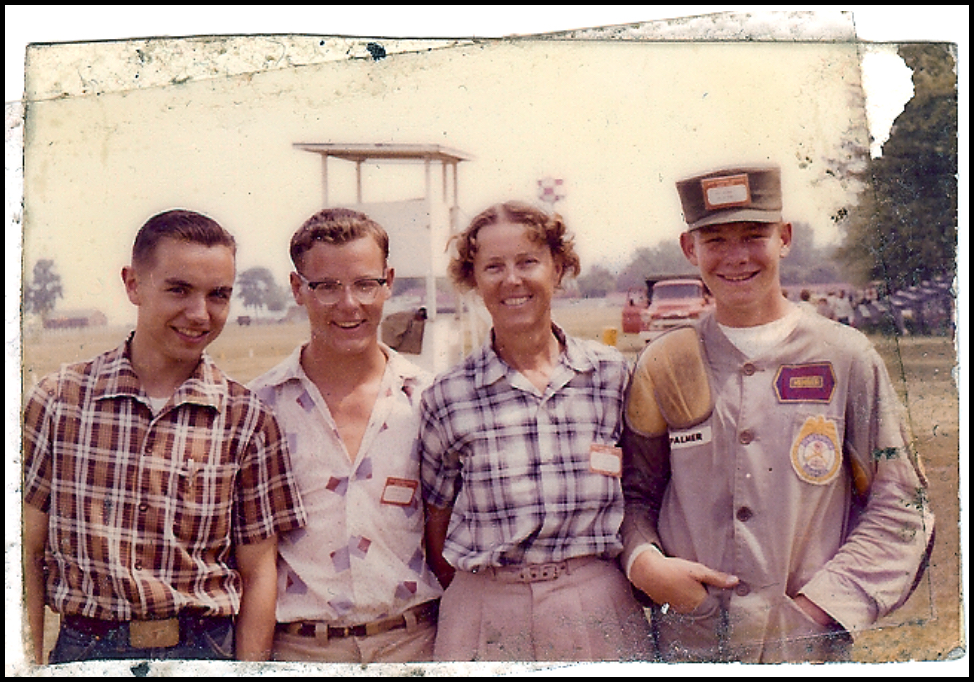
[
  {"x1": 10, "y1": 7, "x2": 965, "y2": 327},
  {"x1": 6, "y1": 7, "x2": 967, "y2": 331}
]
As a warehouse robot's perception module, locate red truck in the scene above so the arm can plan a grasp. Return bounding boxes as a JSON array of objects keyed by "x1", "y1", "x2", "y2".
[{"x1": 622, "y1": 276, "x2": 714, "y2": 341}]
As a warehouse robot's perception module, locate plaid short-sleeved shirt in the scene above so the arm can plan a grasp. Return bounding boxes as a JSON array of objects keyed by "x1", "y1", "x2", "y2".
[
  {"x1": 22, "y1": 339, "x2": 306, "y2": 621},
  {"x1": 419, "y1": 326, "x2": 631, "y2": 571}
]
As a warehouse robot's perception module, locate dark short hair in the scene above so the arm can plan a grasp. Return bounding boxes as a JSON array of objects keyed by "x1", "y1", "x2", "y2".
[
  {"x1": 132, "y1": 209, "x2": 236, "y2": 269},
  {"x1": 448, "y1": 201, "x2": 581, "y2": 292},
  {"x1": 289, "y1": 208, "x2": 390, "y2": 271}
]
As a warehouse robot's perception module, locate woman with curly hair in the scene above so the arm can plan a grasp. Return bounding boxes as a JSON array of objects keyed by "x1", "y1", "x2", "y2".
[{"x1": 418, "y1": 201, "x2": 652, "y2": 661}]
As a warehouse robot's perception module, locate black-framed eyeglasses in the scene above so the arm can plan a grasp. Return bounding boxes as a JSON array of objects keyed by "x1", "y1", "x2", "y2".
[{"x1": 296, "y1": 273, "x2": 388, "y2": 305}]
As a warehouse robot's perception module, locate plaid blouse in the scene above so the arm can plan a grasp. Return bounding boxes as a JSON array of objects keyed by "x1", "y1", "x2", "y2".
[
  {"x1": 419, "y1": 327, "x2": 631, "y2": 571},
  {"x1": 22, "y1": 339, "x2": 306, "y2": 621}
]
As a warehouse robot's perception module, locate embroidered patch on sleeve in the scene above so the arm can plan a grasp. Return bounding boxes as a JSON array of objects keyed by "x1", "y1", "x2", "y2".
[{"x1": 774, "y1": 363, "x2": 835, "y2": 403}]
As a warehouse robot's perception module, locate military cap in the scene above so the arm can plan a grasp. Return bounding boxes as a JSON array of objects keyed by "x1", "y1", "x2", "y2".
[{"x1": 676, "y1": 166, "x2": 782, "y2": 230}]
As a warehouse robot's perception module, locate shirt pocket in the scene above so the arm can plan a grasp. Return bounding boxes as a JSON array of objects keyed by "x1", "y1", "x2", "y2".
[
  {"x1": 172, "y1": 460, "x2": 237, "y2": 542},
  {"x1": 460, "y1": 432, "x2": 537, "y2": 519}
]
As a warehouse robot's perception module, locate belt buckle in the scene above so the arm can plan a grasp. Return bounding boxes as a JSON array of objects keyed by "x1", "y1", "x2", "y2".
[
  {"x1": 312, "y1": 622, "x2": 337, "y2": 641},
  {"x1": 522, "y1": 563, "x2": 559, "y2": 582},
  {"x1": 325, "y1": 623, "x2": 357, "y2": 640},
  {"x1": 129, "y1": 618, "x2": 180, "y2": 648}
]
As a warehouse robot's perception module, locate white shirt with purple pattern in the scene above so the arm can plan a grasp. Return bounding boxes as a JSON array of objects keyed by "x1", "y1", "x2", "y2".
[{"x1": 249, "y1": 345, "x2": 442, "y2": 626}]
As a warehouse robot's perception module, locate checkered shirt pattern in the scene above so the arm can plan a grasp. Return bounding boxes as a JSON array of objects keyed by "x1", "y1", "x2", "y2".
[
  {"x1": 419, "y1": 327, "x2": 631, "y2": 571},
  {"x1": 22, "y1": 339, "x2": 307, "y2": 621}
]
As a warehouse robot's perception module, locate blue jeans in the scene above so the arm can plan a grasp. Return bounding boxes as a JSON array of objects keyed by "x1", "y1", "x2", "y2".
[{"x1": 48, "y1": 613, "x2": 235, "y2": 663}]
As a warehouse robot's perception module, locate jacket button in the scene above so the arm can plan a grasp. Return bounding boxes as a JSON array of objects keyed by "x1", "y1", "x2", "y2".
[
  {"x1": 736, "y1": 506, "x2": 754, "y2": 522},
  {"x1": 739, "y1": 430, "x2": 754, "y2": 445},
  {"x1": 742, "y1": 363, "x2": 756, "y2": 376},
  {"x1": 735, "y1": 582, "x2": 751, "y2": 597}
]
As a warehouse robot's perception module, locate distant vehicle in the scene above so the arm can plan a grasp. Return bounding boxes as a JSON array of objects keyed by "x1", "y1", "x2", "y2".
[{"x1": 622, "y1": 276, "x2": 714, "y2": 341}]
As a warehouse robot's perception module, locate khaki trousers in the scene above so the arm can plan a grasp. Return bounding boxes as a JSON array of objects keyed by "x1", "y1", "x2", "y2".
[
  {"x1": 433, "y1": 556, "x2": 653, "y2": 662},
  {"x1": 272, "y1": 618, "x2": 435, "y2": 664}
]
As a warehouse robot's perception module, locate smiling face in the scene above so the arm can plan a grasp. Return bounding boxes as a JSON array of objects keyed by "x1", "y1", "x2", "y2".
[
  {"x1": 291, "y1": 235, "x2": 393, "y2": 360},
  {"x1": 680, "y1": 220, "x2": 792, "y2": 327},
  {"x1": 123, "y1": 237, "x2": 236, "y2": 373},
  {"x1": 472, "y1": 220, "x2": 563, "y2": 336}
]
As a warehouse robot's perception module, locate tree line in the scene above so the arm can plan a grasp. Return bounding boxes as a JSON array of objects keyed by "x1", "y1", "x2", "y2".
[
  {"x1": 23, "y1": 260, "x2": 292, "y2": 322},
  {"x1": 836, "y1": 44, "x2": 957, "y2": 293},
  {"x1": 574, "y1": 221, "x2": 848, "y2": 299}
]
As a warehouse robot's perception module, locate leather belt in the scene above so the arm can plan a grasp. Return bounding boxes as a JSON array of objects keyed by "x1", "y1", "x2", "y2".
[
  {"x1": 62, "y1": 611, "x2": 229, "y2": 648},
  {"x1": 277, "y1": 600, "x2": 439, "y2": 640},
  {"x1": 481, "y1": 556, "x2": 597, "y2": 584}
]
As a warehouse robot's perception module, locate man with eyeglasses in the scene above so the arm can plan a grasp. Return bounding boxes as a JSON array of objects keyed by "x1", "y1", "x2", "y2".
[{"x1": 248, "y1": 208, "x2": 442, "y2": 663}]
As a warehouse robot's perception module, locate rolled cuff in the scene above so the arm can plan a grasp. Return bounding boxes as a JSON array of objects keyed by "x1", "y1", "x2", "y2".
[
  {"x1": 623, "y1": 542, "x2": 662, "y2": 581},
  {"x1": 798, "y1": 573, "x2": 876, "y2": 635}
]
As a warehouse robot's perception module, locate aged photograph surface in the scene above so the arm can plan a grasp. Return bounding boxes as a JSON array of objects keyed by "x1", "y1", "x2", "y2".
[{"x1": 8, "y1": 8, "x2": 962, "y2": 676}]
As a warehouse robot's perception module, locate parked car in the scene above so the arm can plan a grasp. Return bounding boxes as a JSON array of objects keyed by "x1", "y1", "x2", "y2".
[{"x1": 622, "y1": 276, "x2": 714, "y2": 342}]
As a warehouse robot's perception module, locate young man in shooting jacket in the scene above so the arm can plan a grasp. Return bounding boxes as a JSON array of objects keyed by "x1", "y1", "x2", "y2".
[{"x1": 620, "y1": 165, "x2": 934, "y2": 663}]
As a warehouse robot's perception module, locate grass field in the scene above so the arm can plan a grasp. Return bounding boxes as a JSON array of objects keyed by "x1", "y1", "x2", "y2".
[{"x1": 16, "y1": 299, "x2": 964, "y2": 664}]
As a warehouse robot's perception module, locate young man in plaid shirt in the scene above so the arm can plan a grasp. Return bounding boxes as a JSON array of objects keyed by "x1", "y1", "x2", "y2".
[{"x1": 22, "y1": 209, "x2": 306, "y2": 664}]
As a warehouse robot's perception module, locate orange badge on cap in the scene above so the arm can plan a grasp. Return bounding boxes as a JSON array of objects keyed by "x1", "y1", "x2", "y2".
[{"x1": 701, "y1": 174, "x2": 751, "y2": 211}]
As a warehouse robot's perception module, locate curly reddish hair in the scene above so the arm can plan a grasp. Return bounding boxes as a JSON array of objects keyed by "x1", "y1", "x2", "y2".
[{"x1": 448, "y1": 201, "x2": 581, "y2": 292}]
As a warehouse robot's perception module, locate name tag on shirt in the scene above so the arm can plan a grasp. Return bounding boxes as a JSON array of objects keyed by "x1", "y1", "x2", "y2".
[
  {"x1": 669, "y1": 425, "x2": 713, "y2": 450},
  {"x1": 589, "y1": 444, "x2": 623, "y2": 477},
  {"x1": 380, "y1": 477, "x2": 418, "y2": 506},
  {"x1": 774, "y1": 363, "x2": 836, "y2": 403}
]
